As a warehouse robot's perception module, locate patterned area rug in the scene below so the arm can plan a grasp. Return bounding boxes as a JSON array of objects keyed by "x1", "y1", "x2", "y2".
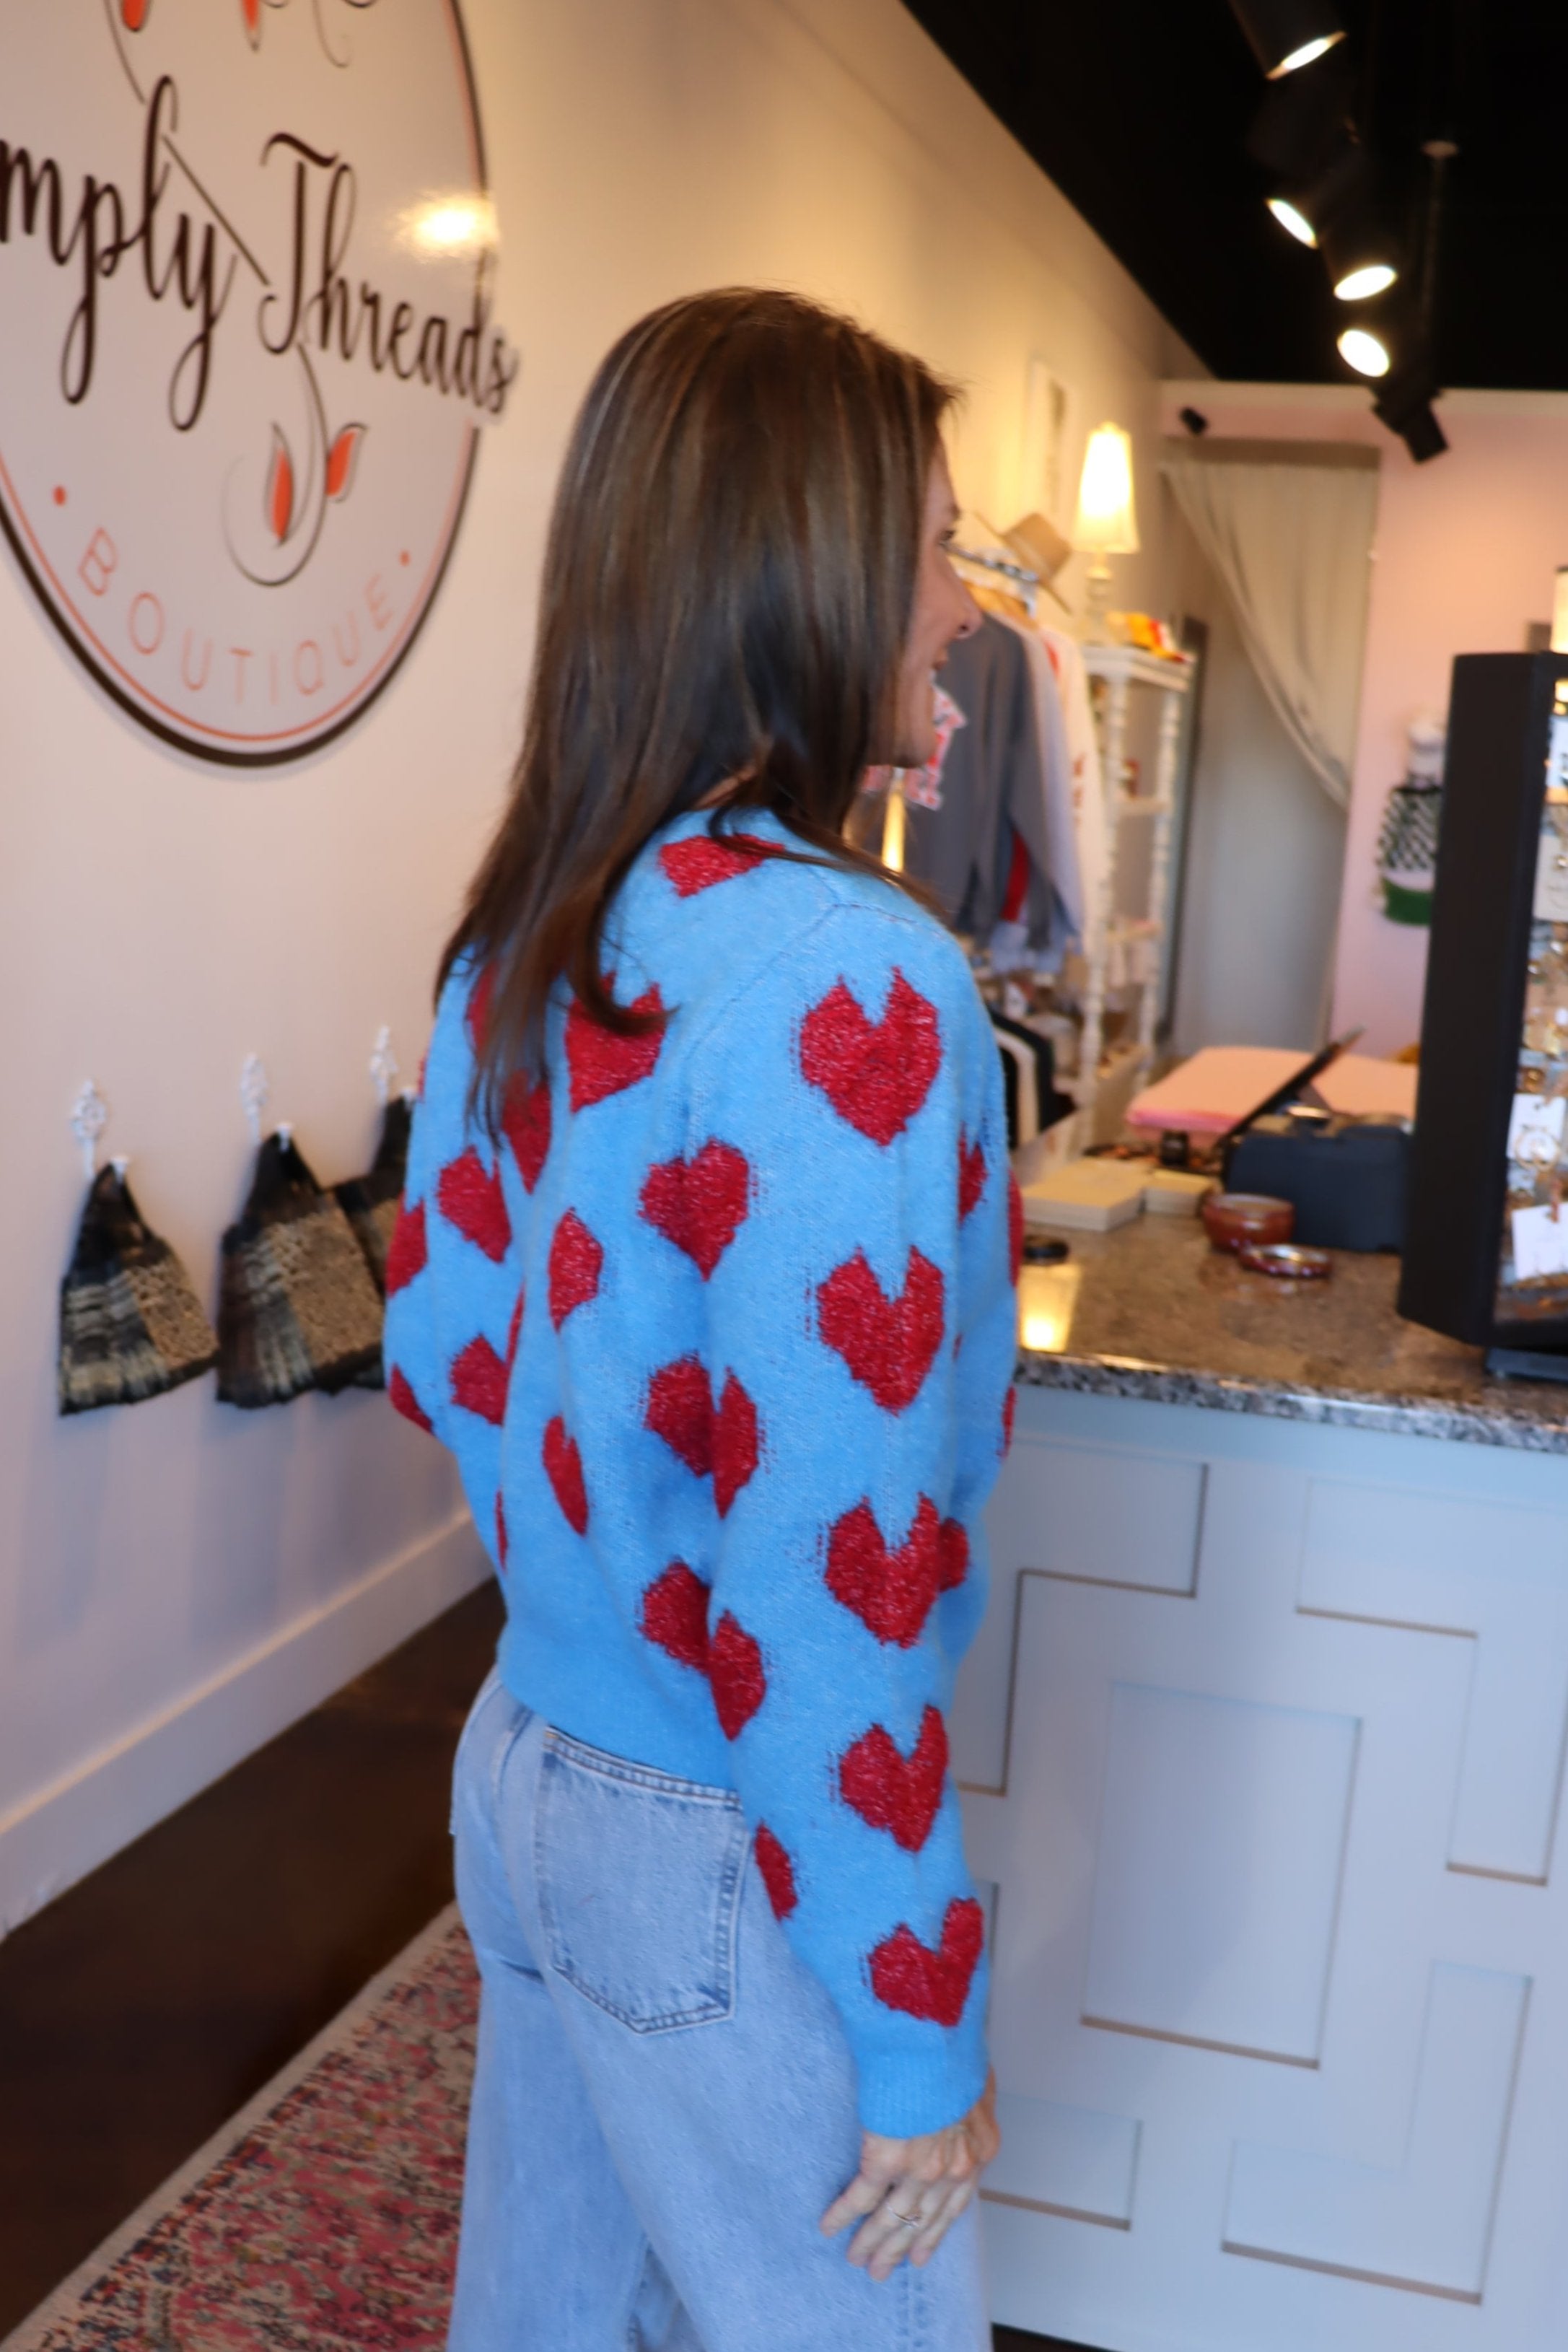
[{"x1": 4, "y1": 1908, "x2": 478, "y2": 2352}]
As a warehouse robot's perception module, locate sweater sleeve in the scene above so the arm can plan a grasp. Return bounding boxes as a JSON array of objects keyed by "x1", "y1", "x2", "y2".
[
  {"x1": 683, "y1": 898, "x2": 1017, "y2": 2136},
  {"x1": 382, "y1": 966, "x2": 520, "y2": 1571}
]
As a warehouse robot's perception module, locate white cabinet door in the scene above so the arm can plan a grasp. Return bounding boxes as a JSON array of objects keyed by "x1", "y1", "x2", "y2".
[{"x1": 959, "y1": 1386, "x2": 1568, "y2": 2352}]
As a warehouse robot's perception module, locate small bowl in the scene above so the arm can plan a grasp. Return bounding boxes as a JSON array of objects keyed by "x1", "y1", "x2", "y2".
[
  {"x1": 1201, "y1": 1191, "x2": 1296, "y2": 1254},
  {"x1": 1238, "y1": 1241, "x2": 1333, "y2": 1281}
]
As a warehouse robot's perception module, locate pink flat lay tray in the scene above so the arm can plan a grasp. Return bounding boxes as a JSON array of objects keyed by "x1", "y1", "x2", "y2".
[{"x1": 1128, "y1": 1046, "x2": 1417, "y2": 1136}]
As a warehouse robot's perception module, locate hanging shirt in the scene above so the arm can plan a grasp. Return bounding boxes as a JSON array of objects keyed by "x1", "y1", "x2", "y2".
[
  {"x1": 994, "y1": 613, "x2": 1083, "y2": 967},
  {"x1": 898, "y1": 615, "x2": 1061, "y2": 955},
  {"x1": 1038, "y1": 625, "x2": 1110, "y2": 958}
]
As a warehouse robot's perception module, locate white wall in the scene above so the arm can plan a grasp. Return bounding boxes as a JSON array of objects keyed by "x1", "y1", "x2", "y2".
[{"x1": 0, "y1": 0, "x2": 1193, "y2": 1931}]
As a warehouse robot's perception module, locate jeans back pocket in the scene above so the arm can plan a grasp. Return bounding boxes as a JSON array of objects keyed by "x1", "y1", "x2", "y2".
[{"x1": 535, "y1": 1731, "x2": 745, "y2": 2033}]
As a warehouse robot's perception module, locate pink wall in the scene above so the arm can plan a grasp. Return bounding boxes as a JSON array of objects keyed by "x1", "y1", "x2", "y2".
[{"x1": 1159, "y1": 385, "x2": 1568, "y2": 1057}]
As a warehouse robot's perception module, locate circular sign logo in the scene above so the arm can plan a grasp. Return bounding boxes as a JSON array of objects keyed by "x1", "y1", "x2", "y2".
[{"x1": 0, "y1": 0, "x2": 516, "y2": 765}]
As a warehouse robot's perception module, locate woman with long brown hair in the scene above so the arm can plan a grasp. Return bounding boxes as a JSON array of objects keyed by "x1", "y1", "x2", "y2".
[{"x1": 385, "y1": 287, "x2": 1017, "y2": 2348}]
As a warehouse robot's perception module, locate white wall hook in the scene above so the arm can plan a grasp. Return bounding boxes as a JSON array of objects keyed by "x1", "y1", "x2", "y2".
[
  {"x1": 70, "y1": 1081, "x2": 109, "y2": 1182},
  {"x1": 369, "y1": 1024, "x2": 400, "y2": 1109},
  {"x1": 110, "y1": 1154, "x2": 131, "y2": 1184},
  {"x1": 276, "y1": 1120, "x2": 294, "y2": 1152},
  {"x1": 240, "y1": 1054, "x2": 270, "y2": 1147}
]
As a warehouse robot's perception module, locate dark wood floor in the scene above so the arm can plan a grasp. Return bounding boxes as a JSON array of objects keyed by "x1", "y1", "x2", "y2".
[{"x1": 0, "y1": 1580, "x2": 1090, "y2": 2351}]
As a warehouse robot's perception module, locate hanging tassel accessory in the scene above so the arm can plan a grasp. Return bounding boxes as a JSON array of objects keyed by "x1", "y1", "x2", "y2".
[
  {"x1": 216, "y1": 1059, "x2": 385, "y2": 1408},
  {"x1": 335, "y1": 1028, "x2": 414, "y2": 1297},
  {"x1": 58, "y1": 1084, "x2": 218, "y2": 1416}
]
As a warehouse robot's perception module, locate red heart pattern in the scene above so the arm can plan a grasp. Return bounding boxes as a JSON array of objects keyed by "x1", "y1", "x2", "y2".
[
  {"x1": 1002, "y1": 1389, "x2": 1016, "y2": 1459},
  {"x1": 800, "y1": 971, "x2": 941, "y2": 1146},
  {"x1": 543, "y1": 1415, "x2": 588, "y2": 1534},
  {"x1": 388, "y1": 1365, "x2": 432, "y2": 1433},
  {"x1": 466, "y1": 964, "x2": 495, "y2": 1055},
  {"x1": 640, "y1": 1561, "x2": 711, "y2": 1669},
  {"x1": 437, "y1": 1149, "x2": 512, "y2": 1263},
  {"x1": 502, "y1": 1071, "x2": 551, "y2": 1193},
  {"x1": 1008, "y1": 1171, "x2": 1024, "y2": 1282},
  {"x1": 818, "y1": 1248, "x2": 944, "y2": 1414},
  {"x1": 450, "y1": 1335, "x2": 508, "y2": 1426},
  {"x1": 712, "y1": 1373, "x2": 759, "y2": 1518},
  {"x1": 495, "y1": 1494, "x2": 509, "y2": 1573},
  {"x1": 839, "y1": 1706, "x2": 948, "y2": 1851},
  {"x1": 870, "y1": 1898, "x2": 984, "y2": 2027},
  {"x1": 958, "y1": 1132, "x2": 986, "y2": 1222},
  {"x1": 708, "y1": 1611, "x2": 766, "y2": 1739},
  {"x1": 825, "y1": 1495, "x2": 941, "y2": 1647},
  {"x1": 505, "y1": 1286, "x2": 525, "y2": 1371},
  {"x1": 644, "y1": 1356, "x2": 712, "y2": 1477},
  {"x1": 548, "y1": 1210, "x2": 603, "y2": 1328},
  {"x1": 938, "y1": 1518, "x2": 969, "y2": 1593},
  {"x1": 659, "y1": 834, "x2": 770, "y2": 899},
  {"x1": 754, "y1": 1824, "x2": 798, "y2": 1919},
  {"x1": 566, "y1": 984, "x2": 665, "y2": 1111},
  {"x1": 639, "y1": 1142, "x2": 750, "y2": 1278},
  {"x1": 385, "y1": 1199, "x2": 427, "y2": 1295}
]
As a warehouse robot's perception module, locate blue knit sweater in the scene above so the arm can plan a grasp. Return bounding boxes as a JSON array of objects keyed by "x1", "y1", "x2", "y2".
[{"x1": 385, "y1": 807, "x2": 1019, "y2": 2135}]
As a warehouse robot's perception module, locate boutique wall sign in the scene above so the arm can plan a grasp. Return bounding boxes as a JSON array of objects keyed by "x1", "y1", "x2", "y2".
[{"x1": 0, "y1": 0, "x2": 517, "y2": 765}]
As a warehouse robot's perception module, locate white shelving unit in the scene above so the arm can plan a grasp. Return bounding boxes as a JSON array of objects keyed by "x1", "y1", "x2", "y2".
[{"x1": 1073, "y1": 642, "x2": 1196, "y2": 1145}]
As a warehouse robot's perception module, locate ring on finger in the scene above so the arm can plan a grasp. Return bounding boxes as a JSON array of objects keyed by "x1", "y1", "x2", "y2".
[{"x1": 890, "y1": 2209, "x2": 924, "y2": 2229}]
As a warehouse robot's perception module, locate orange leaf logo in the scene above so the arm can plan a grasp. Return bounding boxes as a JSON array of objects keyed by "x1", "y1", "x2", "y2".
[
  {"x1": 265, "y1": 427, "x2": 294, "y2": 544},
  {"x1": 242, "y1": 0, "x2": 261, "y2": 44},
  {"x1": 122, "y1": 0, "x2": 152, "y2": 27},
  {"x1": 325, "y1": 424, "x2": 367, "y2": 503}
]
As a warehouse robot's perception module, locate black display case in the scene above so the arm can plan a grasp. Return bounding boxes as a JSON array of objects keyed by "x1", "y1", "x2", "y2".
[{"x1": 1400, "y1": 652, "x2": 1568, "y2": 1374}]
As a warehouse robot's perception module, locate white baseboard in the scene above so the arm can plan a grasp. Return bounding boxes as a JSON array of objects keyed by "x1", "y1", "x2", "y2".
[{"x1": 0, "y1": 1513, "x2": 493, "y2": 1940}]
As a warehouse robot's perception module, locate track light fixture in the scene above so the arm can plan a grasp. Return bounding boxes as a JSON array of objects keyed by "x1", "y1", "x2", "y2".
[
  {"x1": 1266, "y1": 139, "x2": 1401, "y2": 300},
  {"x1": 1337, "y1": 323, "x2": 1391, "y2": 377},
  {"x1": 1230, "y1": 0, "x2": 1346, "y2": 81},
  {"x1": 1235, "y1": 0, "x2": 1447, "y2": 463},
  {"x1": 1266, "y1": 196, "x2": 1318, "y2": 246}
]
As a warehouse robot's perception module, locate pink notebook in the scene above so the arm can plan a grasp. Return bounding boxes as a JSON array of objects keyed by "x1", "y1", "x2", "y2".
[{"x1": 1128, "y1": 1047, "x2": 1416, "y2": 1135}]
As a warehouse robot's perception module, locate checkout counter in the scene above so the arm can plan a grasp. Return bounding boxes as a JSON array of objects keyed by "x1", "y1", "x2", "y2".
[
  {"x1": 965, "y1": 655, "x2": 1568, "y2": 2352},
  {"x1": 964, "y1": 1218, "x2": 1568, "y2": 2352}
]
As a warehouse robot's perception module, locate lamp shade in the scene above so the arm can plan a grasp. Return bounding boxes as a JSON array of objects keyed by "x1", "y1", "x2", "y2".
[{"x1": 1074, "y1": 424, "x2": 1140, "y2": 557}]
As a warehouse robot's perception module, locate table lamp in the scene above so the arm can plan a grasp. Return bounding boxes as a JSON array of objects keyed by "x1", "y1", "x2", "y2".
[{"x1": 1073, "y1": 422, "x2": 1139, "y2": 643}]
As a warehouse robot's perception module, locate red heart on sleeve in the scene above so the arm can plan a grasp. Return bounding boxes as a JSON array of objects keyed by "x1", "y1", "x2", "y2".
[
  {"x1": 869, "y1": 1897, "x2": 984, "y2": 2027},
  {"x1": 800, "y1": 971, "x2": 940, "y2": 1145},
  {"x1": 824, "y1": 1497, "x2": 941, "y2": 1647},
  {"x1": 839, "y1": 1707, "x2": 948, "y2": 1851},
  {"x1": 817, "y1": 1249, "x2": 944, "y2": 1413}
]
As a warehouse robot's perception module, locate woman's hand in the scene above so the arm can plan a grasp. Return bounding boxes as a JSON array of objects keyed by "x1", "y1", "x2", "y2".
[{"x1": 820, "y1": 2071, "x2": 999, "y2": 2281}]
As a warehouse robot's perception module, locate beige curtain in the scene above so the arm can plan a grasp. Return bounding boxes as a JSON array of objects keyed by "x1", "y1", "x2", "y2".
[{"x1": 1162, "y1": 440, "x2": 1379, "y2": 810}]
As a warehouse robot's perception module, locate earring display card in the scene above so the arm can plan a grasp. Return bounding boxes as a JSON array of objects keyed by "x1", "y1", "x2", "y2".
[{"x1": 1496, "y1": 708, "x2": 1568, "y2": 1321}]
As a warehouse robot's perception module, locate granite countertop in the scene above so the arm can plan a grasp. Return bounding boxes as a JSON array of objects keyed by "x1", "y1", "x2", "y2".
[{"x1": 1016, "y1": 1212, "x2": 1568, "y2": 1453}]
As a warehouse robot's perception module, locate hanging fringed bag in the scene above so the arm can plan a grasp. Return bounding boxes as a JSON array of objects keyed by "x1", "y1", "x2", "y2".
[
  {"x1": 333, "y1": 1095, "x2": 413, "y2": 1391},
  {"x1": 217, "y1": 1132, "x2": 385, "y2": 1408},
  {"x1": 59, "y1": 1165, "x2": 218, "y2": 1416},
  {"x1": 334, "y1": 1094, "x2": 412, "y2": 1294}
]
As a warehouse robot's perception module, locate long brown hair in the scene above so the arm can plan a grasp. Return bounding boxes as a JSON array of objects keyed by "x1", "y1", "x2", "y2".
[{"x1": 441, "y1": 287, "x2": 955, "y2": 1109}]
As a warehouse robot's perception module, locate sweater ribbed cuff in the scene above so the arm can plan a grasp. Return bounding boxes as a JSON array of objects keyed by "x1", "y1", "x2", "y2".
[{"x1": 854, "y1": 2034, "x2": 989, "y2": 2140}]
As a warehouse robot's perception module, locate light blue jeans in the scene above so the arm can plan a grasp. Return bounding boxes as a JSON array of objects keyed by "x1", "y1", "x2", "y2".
[{"x1": 447, "y1": 1667, "x2": 990, "y2": 2351}]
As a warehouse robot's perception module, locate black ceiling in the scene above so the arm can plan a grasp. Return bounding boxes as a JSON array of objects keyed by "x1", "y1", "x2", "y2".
[{"x1": 901, "y1": 0, "x2": 1568, "y2": 393}]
